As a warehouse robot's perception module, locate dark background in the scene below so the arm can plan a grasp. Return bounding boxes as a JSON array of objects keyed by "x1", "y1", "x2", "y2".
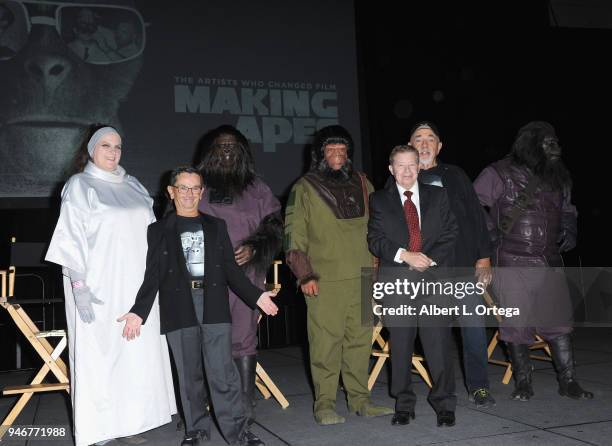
[
  {"x1": 2, "y1": 0, "x2": 610, "y2": 370},
  {"x1": 357, "y1": 0, "x2": 610, "y2": 269}
]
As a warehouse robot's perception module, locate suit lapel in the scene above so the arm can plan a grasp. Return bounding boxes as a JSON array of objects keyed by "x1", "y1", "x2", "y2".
[
  {"x1": 200, "y1": 214, "x2": 216, "y2": 278},
  {"x1": 384, "y1": 178, "x2": 409, "y2": 245},
  {"x1": 385, "y1": 178, "x2": 406, "y2": 220},
  {"x1": 418, "y1": 183, "x2": 432, "y2": 246},
  {"x1": 165, "y1": 212, "x2": 192, "y2": 282}
]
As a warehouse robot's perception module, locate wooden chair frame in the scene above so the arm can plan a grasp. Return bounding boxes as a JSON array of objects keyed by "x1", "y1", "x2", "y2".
[
  {"x1": 482, "y1": 290, "x2": 552, "y2": 384},
  {"x1": 368, "y1": 321, "x2": 432, "y2": 390},
  {"x1": 255, "y1": 261, "x2": 289, "y2": 409},
  {"x1": 1, "y1": 266, "x2": 69, "y2": 427},
  {"x1": 487, "y1": 330, "x2": 552, "y2": 384}
]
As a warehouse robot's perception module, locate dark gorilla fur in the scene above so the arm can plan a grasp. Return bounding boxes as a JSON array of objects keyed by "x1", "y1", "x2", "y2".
[
  {"x1": 309, "y1": 124, "x2": 354, "y2": 182},
  {"x1": 197, "y1": 125, "x2": 282, "y2": 274},
  {"x1": 510, "y1": 121, "x2": 571, "y2": 191},
  {"x1": 197, "y1": 125, "x2": 255, "y2": 199},
  {"x1": 241, "y1": 212, "x2": 284, "y2": 276}
]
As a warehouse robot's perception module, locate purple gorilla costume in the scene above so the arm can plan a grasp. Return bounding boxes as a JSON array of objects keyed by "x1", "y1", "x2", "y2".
[
  {"x1": 474, "y1": 121, "x2": 593, "y2": 402},
  {"x1": 198, "y1": 125, "x2": 282, "y2": 424}
]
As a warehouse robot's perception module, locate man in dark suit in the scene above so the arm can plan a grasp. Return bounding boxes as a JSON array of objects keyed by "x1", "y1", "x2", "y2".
[
  {"x1": 368, "y1": 145, "x2": 458, "y2": 427},
  {"x1": 118, "y1": 166, "x2": 278, "y2": 446}
]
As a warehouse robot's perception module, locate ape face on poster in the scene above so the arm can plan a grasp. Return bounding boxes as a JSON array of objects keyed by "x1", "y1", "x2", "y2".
[{"x1": 0, "y1": 0, "x2": 362, "y2": 199}]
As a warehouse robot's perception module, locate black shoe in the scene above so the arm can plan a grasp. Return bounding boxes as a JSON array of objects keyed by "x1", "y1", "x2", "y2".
[
  {"x1": 436, "y1": 411, "x2": 455, "y2": 427},
  {"x1": 469, "y1": 388, "x2": 496, "y2": 408},
  {"x1": 196, "y1": 431, "x2": 210, "y2": 442},
  {"x1": 119, "y1": 435, "x2": 148, "y2": 444},
  {"x1": 548, "y1": 334, "x2": 595, "y2": 400},
  {"x1": 507, "y1": 342, "x2": 534, "y2": 401},
  {"x1": 391, "y1": 411, "x2": 415, "y2": 425},
  {"x1": 559, "y1": 379, "x2": 594, "y2": 400},
  {"x1": 511, "y1": 379, "x2": 534, "y2": 401},
  {"x1": 181, "y1": 434, "x2": 200, "y2": 446},
  {"x1": 239, "y1": 430, "x2": 264, "y2": 446}
]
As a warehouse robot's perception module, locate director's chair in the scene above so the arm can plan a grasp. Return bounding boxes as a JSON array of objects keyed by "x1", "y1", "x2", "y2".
[
  {"x1": 486, "y1": 331, "x2": 552, "y2": 384},
  {"x1": 255, "y1": 260, "x2": 289, "y2": 409},
  {"x1": 368, "y1": 321, "x2": 432, "y2": 389},
  {"x1": 1, "y1": 264, "x2": 69, "y2": 427}
]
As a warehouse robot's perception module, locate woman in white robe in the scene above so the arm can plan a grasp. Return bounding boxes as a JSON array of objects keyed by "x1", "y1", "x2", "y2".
[{"x1": 46, "y1": 126, "x2": 176, "y2": 446}]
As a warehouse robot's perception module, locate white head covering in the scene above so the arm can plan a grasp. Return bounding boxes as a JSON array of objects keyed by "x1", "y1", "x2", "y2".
[{"x1": 87, "y1": 126, "x2": 120, "y2": 157}]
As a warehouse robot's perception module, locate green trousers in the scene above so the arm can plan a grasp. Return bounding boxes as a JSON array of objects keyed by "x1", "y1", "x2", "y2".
[{"x1": 306, "y1": 278, "x2": 372, "y2": 413}]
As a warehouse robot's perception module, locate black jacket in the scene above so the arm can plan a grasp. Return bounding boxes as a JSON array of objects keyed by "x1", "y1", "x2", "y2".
[
  {"x1": 131, "y1": 211, "x2": 261, "y2": 334},
  {"x1": 368, "y1": 179, "x2": 458, "y2": 268},
  {"x1": 417, "y1": 163, "x2": 492, "y2": 266}
]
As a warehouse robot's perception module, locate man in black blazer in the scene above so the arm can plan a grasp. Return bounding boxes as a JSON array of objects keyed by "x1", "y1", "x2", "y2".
[
  {"x1": 118, "y1": 166, "x2": 278, "y2": 446},
  {"x1": 368, "y1": 145, "x2": 458, "y2": 427}
]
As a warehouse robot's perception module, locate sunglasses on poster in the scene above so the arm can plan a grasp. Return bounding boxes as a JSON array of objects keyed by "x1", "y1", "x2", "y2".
[{"x1": 0, "y1": 0, "x2": 148, "y2": 64}]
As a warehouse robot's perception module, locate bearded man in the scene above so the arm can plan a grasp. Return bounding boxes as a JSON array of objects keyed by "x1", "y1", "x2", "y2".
[
  {"x1": 198, "y1": 125, "x2": 283, "y2": 424},
  {"x1": 474, "y1": 121, "x2": 593, "y2": 402},
  {"x1": 284, "y1": 125, "x2": 393, "y2": 425}
]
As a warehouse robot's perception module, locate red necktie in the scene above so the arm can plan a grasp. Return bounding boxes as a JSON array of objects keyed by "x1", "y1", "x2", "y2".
[{"x1": 403, "y1": 190, "x2": 422, "y2": 252}]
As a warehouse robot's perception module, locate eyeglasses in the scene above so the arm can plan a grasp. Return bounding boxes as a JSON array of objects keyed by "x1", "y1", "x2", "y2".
[
  {"x1": 172, "y1": 185, "x2": 203, "y2": 195},
  {"x1": 0, "y1": 0, "x2": 146, "y2": 64},
  {"x1": 99, "y1": 144, "x2": 121, "y2": 153}
]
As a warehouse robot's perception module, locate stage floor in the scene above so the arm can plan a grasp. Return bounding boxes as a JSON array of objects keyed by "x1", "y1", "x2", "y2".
[{"x1": 1, "y1": 327, "x2": 611, "y2": 446}]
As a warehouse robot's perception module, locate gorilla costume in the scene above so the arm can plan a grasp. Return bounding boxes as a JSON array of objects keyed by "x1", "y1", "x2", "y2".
[
  {"x1": 198, "y1": 125, "x2": 282, "y2": 424},
  {"x1": 474, "y1": 121, "x2": 593, "y2": 401}
]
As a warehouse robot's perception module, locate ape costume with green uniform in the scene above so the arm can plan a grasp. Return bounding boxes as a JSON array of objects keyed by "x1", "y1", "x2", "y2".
[{"x1": 284, "y1": 125, "x2": 392, "y2": 425}]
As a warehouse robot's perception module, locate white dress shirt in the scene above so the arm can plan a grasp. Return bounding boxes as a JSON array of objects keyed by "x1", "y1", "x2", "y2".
[{"x1": 394, "y1": 181, "x2": 420, "y2": 263}]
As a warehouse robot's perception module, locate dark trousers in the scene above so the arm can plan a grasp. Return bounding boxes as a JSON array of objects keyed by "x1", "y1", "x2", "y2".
[
  {"x1": 456, "y1": 292, "x2": 490, "y2": 392},
  {"x1": 388, "y1": 323, "x2": 456, "y2": 414},
  {"x1": 166, "y1": 291, "x2": 247, "y2": 444},
  {"x1": 459, "y1": 326, "x2": 489, "y2": 392}
]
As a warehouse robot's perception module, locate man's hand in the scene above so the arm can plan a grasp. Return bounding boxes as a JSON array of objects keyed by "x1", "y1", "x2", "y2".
[
  {"x1": 400, "y1": 251, "x2": 433, "y2": 272},
  {"x1": 117, "y1": 312, "x2": 143, "y2": 341},
  {"x1": 234, "y1": 245, "x2": 254, "y2": 266},
  {"x1": 301, "y1": 279, "x2": 319, "y2": 297},
  {"x1": 475, "y1": 258, "x2": 492, "y2": 287},
  {"x1": 257, "y1": 290, "x2": 279, "y2": 316}
]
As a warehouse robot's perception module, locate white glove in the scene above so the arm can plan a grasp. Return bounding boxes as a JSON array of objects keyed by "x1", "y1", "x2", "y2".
[
  {"x1": 66, "y1": 268, "x2": 103, "y2": 323},
  {"x1": 72, "y1": 284, "x2": 104, "y2": 323}
]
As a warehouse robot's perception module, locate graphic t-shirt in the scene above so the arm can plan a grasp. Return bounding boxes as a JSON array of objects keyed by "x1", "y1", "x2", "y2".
[{"x1": 176, "y1": 216, "x2": 205, "y2": 279}]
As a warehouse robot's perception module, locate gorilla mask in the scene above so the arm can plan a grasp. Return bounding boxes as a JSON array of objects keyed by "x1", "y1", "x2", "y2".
[
  {"x1": 198, "y1": 125, "x2": 255, "y2": 201},
  {"x1": 511, "y1": 121, "x2": 570, "y2": 189},
  {"x1": 309, "y1": 124, "x2": 354, "y2": 182}
]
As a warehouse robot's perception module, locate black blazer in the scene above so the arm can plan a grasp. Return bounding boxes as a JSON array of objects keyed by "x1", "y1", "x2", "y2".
[
  {"x1": 368, "y1": 179, "x2": 458, "y2": 268},
  {"x1": 131, "y1": 211, "x2": 261, "y2": 334}
]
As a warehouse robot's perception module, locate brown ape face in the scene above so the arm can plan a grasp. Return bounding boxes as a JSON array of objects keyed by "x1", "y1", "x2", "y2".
[
  {"x1": 542, "y1": 135, "x2": 562, "y2": 161},
  {"x1": 211, "y1": 134, "x2": 241, "y2": 169},
  {"x1": 0, "y1": 0, "x2": 144, "y2": 196}
]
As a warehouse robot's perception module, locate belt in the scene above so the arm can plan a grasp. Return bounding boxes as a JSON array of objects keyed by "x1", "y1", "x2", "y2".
[{"x1": 191, "y1": 280, "x2": 204, "y2": 289}]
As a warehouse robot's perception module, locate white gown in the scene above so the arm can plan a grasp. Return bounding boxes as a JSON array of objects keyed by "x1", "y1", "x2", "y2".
[{"x1": 46, "y1": 162, "x2": 176, "y2": 446}]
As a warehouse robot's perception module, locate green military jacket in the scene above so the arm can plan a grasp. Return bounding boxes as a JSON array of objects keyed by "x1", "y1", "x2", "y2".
[{"x1": 284, "y1": 172, "x2": 374, "y2": 282}]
